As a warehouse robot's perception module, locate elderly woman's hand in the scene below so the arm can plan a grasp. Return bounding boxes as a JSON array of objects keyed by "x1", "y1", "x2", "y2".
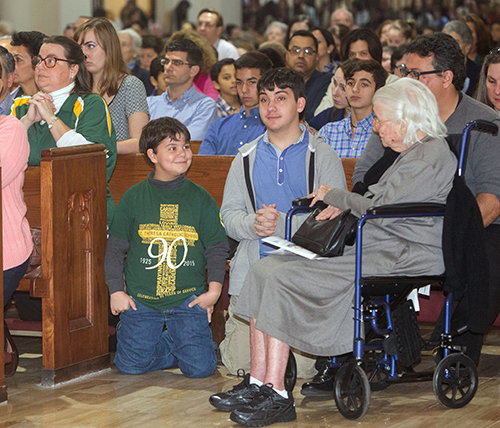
[
  {"x1": 315, "y1": 205, "x2": 343, "y2": 220},
  {"x1": 307, "y1": 185, "x2": 333, "y2": 207}
]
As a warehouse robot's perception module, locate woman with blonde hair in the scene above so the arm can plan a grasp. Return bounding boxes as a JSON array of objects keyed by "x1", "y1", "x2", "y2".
[
  {"x1": 75, "y1": 18, "x2": 149, "y2": 154},
  {"x1": 168, "y1": 29, "x2": 218, "y2": 100}
]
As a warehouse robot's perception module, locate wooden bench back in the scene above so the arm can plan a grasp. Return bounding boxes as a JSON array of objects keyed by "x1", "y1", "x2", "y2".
[
  {"x1": 341, "y1": 157, "x2": 357, "y2": 192},
  {"x1": 108, "y1": 154, "x2": 235, "y2": 207},
  {"x1": 190, "y1": 140, "x2": 201, "y2": 154},
  {"x1": 21, "y1": 145, "x2": 109, "y2": 383}
]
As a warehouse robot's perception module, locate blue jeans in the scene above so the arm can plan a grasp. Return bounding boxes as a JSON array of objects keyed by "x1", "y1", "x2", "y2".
[
  {"x1": 4, "y1": 257, "x2": 30, "y2": 306},
  {"x1": 114, "y1": 294, "x2": 217, "y2": 378}
]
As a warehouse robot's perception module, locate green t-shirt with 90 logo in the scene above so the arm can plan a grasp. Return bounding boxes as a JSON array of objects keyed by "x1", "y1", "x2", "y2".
[{"x1": 109, "y1": 177, "x2": 227, "y2": 311}]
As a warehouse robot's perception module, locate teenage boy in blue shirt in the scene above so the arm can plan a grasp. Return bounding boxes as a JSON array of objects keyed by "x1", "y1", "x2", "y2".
[{"x1": 198, "y1": 52, "x2": 272, "y2": 155}]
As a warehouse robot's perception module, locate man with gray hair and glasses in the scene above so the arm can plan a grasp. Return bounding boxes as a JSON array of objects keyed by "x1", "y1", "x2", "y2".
[{"x1": 0, "y1": 45, "x2": 15, "y2": 115}]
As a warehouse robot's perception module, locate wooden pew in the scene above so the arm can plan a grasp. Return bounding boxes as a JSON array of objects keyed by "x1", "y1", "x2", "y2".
[
  {"x1": 341, "y1": 157, "x2": 357, "y2": 192},
  {"x1": 109, "y1": 154, "x2": 234, "y2": 207},
  {"x1": 108, "y1": 154, "x2": 234, "y2": 344},
  {"x1": 190, "y1": 140, "x2": 201, "y2": 155},
  {"x1": 20, "y1": 145, "x2": 110, "y2": 386}
]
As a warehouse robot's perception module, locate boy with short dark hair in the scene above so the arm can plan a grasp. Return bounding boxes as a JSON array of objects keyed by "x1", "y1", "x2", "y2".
[
  {"x1": 199, "y1": 51, "x2": 273, "y2": 155},
  {"x1": 210, "y1": 58, "x2": 241, "y2": 117},
  {"x1": 105, "y1": 117, "x2": 229, "y2": 377},
  {"x1": 214, "y1": 67, "x2": 346, "y2": 384},
  {"x1": 318, "y1": 58, "x2": 387, "y2": 157},
  {"x1": 148, "y1": 55, "x2": 167, "y2": 96}
]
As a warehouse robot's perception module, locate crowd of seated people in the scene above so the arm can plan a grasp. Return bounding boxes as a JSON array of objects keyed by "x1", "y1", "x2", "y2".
[{"x1": 1, "y1": 1, "x2": 500, "y2": 425}]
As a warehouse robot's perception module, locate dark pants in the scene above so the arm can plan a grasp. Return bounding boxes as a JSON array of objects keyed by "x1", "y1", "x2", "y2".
[
  {"x1": 450, "y1": 224, "x2": 500, "y2": 365},
  {"x1": 3, "y1": 258, "x2": 30, "y2": 307}
]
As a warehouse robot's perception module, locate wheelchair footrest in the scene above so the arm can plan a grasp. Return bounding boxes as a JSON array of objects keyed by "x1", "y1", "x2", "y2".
[{"x1": 383, "y1": 301, "x2": 425, "y2": 367}]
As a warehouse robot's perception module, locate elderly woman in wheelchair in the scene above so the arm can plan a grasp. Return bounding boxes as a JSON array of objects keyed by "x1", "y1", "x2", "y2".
[{"x1": 210, "y1": 78, "x2": 460, "y2": 426}]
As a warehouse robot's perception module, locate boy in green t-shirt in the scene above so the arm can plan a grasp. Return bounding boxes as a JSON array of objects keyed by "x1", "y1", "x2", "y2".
[{"x1": 105, "y1": 117, "x2": 229, "y2": 377}]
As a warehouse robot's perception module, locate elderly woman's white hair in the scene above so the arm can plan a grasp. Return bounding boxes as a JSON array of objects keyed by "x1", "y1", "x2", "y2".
[
  {"x1": 265, "y1": 21, "x2": 288, "y2": 38},
  {"x1": 373, "y1": 77, "x2": 447, "y2": 147},
  {"x1": 118, "y1": 28, "x2": 142, "y2": 53}
]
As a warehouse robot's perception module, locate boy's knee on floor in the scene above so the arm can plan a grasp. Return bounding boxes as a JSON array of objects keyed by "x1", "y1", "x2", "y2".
[{"x1": 180, "y1": 354, "x2": 217, "y2": 378}]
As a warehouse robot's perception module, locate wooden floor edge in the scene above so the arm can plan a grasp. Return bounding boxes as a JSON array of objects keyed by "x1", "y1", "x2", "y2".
[{"x1": 41, "y1": 353, "x2": 111, "y2": 387}]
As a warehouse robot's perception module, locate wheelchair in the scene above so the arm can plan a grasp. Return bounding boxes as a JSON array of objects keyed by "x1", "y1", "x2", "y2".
[{"x1": 282, "y1": 120, "x2": 498, "y2": 420}]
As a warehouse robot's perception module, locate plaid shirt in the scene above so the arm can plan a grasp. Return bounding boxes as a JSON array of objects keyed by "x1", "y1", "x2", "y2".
[
  {"x1": 215, "y1": 95, "x2": 238, "y2": 118},
  {"x1": 318, "y1": 112, "x2": 374, "y2": 158}
]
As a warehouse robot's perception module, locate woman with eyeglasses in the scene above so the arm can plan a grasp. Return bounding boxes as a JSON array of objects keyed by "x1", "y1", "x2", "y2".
[
  {"x1": 474, "y1": 48, "x2": 500, "y2": 113},
  {"x1": 10, "y1": 35, "x2": 117, "y2": 225},
  {"x1": 75, "y1": 18, "x2": 149, "y2": 155}
]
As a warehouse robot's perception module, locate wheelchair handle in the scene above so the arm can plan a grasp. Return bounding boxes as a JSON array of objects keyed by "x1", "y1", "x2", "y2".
[
  {"x1": 473, "y1": 119, "x2": 499, "y2": 136},
  {"x1": 459, "y1": 120, "x2": 499, "y2": 177}
]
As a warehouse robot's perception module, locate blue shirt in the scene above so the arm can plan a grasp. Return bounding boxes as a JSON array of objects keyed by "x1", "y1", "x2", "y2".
[
  {"x1": 253, "y1": 127, "x2": 309, "y2": 258},
  {"x1": 147, "y1": 85, "x2": 218, "y2": 141},
  {"x1": 0, "y1": 91, "x2": 14, "y2": 115},
  {"x1": 199, "y1": 106, "x2": 266, "y2": 155},
  {"x1": 318, "y1": 112, "x2": 374, "y2": 158}
]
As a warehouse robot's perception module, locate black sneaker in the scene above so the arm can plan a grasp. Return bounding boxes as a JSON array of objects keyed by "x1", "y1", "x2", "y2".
[
  {"x1": 230, "y1": 384, "x2": 296, "y2": 427},
  {"x1": 300, "y1": 365, "x2": 337, "y2": 397},
  {"x1": 209, "y1": 372, "x2": 260, "y2": 412}
]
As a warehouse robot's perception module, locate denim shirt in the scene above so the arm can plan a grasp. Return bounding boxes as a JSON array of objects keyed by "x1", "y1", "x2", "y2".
[
  {"x1": 147, "y1": 85, "x2": 217, "y2": 141},
  {"x1": 199, "y1": 106, "x2": 266, "y2": 155}
]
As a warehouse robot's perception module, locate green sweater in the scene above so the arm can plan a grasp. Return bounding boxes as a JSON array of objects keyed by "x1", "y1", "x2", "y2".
[{"x1": 11, "y1": 93, "x2": 117, "y2": 224}]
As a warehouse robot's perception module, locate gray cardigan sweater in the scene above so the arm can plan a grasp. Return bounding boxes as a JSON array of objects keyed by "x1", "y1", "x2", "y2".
[{"x1": 221, "y1": 131, "x2": 347, "y2": 296}]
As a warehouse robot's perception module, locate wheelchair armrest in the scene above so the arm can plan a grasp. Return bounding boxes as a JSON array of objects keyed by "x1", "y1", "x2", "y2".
[
  {"x1": 292, "y1": 196, "x2": 327, "y2": 210},
  {"x1": 366, "y1": 202, "x2": 446, "y2": 216}
]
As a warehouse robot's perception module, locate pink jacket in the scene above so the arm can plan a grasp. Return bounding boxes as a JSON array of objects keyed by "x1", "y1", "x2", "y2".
[
  {"x1": 0, "y1": 115, "x2": 32, "y2": 271},
  {"x1": 193, "y1": 72, "x2": 219, "y2": 100}
]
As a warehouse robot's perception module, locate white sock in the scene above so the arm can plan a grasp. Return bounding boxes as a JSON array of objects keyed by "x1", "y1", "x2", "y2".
[
  {"x1": 273, "y1": 387, "x2": 288, "y2": 399},
  {"x1": 250, "y1": 376, "x2": 263, "y2": 386}
]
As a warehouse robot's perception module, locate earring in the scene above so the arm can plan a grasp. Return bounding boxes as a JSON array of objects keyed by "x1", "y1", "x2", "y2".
[{"x1": 70, "y1": 75, "x2": 75, "y2": 79}]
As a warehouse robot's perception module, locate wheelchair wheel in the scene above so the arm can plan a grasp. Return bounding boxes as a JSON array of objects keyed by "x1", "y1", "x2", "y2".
[
  {"x1": 433, "y1": 353, "x2": 478, "y2": 409},
  {"x1": 334, "y1": 364, "x2": 370, "y2": 420},
  {"x1": 284, "y1": 350, "x2": 297, "y2": 392},
  {"x1": 364, "y1": 350, "x2": 391, "y2": 391}
]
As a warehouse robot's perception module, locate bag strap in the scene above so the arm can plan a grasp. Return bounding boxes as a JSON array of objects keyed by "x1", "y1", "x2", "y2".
[
  {"x1": 308, "y1": 151, "x2": 315, "y2": 195},
  {"x1": 243, "y1": 155, "x2": 256, "y2": 212}
]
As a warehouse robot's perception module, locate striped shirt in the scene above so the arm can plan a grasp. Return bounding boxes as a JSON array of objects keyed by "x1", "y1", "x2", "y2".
[{"x1": 318, "y1": 112, "x2": 374, "y2": 158}]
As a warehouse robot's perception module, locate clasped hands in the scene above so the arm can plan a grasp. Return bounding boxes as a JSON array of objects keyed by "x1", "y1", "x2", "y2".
[{"x1": 25, "y1": 92, "x2": 57, "y2": 126}]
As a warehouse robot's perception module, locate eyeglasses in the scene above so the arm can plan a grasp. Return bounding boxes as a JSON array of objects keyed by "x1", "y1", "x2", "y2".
[
  {"x1": 400, "y1": 65, "x2": 443, "y2": 80},
  {"x1": 372, "y1": 116, "x2": 391, "y2": 127},
  {"x1": 32, "y1": 56, "x2": 73, "y2": 68},
  {"x1": 489, "y1": 47, "x2": 500, "y2": 55},
  {"x1": 288, "y1": 46, "x2": 316, "y2": 57},
  {"x1": 161, "y1": 58, "x2": 194, "y2": 68},
  {"x1": 197, "y1": 21, "x2": 217, "y2": 28}
]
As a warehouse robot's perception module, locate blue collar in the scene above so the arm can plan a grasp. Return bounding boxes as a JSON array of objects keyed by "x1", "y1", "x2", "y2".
[{"x1": 164, "y1": 85, "x2": 196, "y2": 104}]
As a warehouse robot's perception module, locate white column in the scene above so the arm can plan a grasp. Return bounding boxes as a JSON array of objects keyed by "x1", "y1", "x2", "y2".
[{"x1": 0, "y1": 0, "x2": 92, "y2": 35}]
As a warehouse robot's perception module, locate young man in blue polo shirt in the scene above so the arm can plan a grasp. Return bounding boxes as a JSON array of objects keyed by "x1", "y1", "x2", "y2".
[
  {"x1": 198, "y1": 52, "x2": 272, "y2": 155},
  {"x1": 217, "y1": 67, "x2": 347, "y2": 382}
]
